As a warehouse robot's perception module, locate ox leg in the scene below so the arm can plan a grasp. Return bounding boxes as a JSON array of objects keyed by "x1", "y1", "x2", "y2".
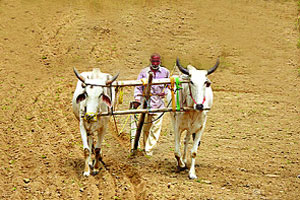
[
  {"x1": 189, "y1": 116, "x2": 207, "y2": 179},
  {"x1": 93, "y1": 128, "x2": 105, "y2": 175},
  {"x1": 183, "y1": 131, "x2": 191, "y2": 165},
  {"x1": 88, "y1": 135, "x2": 93, "y2": 167},
  {"x1": 174, "y1": 126, "x2": 185, "y2": 171},
  {"x1": 192, "y1": 133, "x2": 201, "y2": 147},
  {"x1": 80, "y1": 121, "x2": 91, "y2": 177}
]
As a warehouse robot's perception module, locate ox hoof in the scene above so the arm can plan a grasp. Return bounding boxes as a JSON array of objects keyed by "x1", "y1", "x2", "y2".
[
  {"x1": 176, "y1": 166, "x2": 187, "y2": 172},
  {"x1": 89, "y1": 164, "x2": 94, "y2": 170},
  {"x1": 189, "y1": 173, "x2": 197, "y2": 179},
  {"x1": 130, "y1": 149, "x2": 137, "y2": 156},
  {"x1": 83, "y1": 171, "x2": 90, "y2": 177},
  {"x1": 92, "y1": 170, "x2": 99, "y2": 176}
]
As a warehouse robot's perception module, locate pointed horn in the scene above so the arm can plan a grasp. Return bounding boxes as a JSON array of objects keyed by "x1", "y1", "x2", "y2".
[
  {"x1": 207, "y1": 58, "x2": 220, "y2": 75},
  {"x1": 176, "y1": 58, "x2": 189, "y2": 75},
  {"x1": 106, "y1": 72, "x2": 119, "y2": 85},
  {"x1": 73, "y1": 67, "x2": 85, "y2": 83}
]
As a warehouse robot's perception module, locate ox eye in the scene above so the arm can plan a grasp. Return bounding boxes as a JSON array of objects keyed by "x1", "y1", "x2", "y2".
[
  {"x1": 81, "y1": 83, "x2": 86, "y2": 88},
  {"x1": 205, "y1": 80, "x2": 211, "y2": 87},
  {"x1": 190, "y1": 80, "x2": 194, "y2": 85}
]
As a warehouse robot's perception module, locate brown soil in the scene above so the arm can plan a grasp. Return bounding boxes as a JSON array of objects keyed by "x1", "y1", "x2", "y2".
[{"x1": 1, "y1": 0, "x2": 299, "y2": 199}]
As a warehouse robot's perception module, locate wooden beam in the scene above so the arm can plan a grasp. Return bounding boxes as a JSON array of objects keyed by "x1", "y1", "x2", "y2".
[
  {"x1": 99, "y1": 107, "x2": 210, "y2": 116},
  {"x1": 113, "y1": 78, "x2": 190, "y2": 87}
]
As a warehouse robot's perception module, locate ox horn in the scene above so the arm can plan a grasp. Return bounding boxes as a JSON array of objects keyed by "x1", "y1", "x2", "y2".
[
  {"x1": 73, "y1": 67, "x2": 85, "y2": 83},
  {"x1": 106, "y1": 72, "x2": 119, "y2": 85},
  {"x1": 207, "y1": 58, "x2": 220, "y2": 75},
  {"x1": 176, "y1": 58, "x2": 189, "y2": 75}
]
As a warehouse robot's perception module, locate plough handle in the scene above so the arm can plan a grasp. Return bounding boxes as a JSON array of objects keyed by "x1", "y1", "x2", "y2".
[{"x1": 132, "y1": 72, "x2": 154, "y2": 153}]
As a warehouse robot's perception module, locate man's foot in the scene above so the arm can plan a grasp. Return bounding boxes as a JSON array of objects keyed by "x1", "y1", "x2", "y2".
[{"x1": 145, "y1": 151, "x2": 153, "y2": 156}]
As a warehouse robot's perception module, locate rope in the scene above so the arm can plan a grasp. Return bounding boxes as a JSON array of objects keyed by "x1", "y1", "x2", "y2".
[
  {"x1": 162, "y1": 62, "x2": 177, "y2": 93},
  {"x1": 141, "y1": 78, "x2": 148, "y2": 86},
  {"x1": 84, "y1": 112, "x2": 98, "y2": 122},
  {"x1": 135, "y1": 62, "x2": 179, "y2": 125},
  {"x1": 118, "y1": 83, "x2": 124, "y2": 104},
  {"x1": 116, "y1": 62, "x2": 179, "y2": 134},
  {"x1": 119, "y1": 114, "x2": 131, "y2": 135},
  {"x1": 188, "y1": 83, "x2": 206, "y2": 105},
  {"x1": 170, "y1": 77, "x2": 176, "y2": 111},
  {"x1": 143, "y1": 88, "x2": 180, "y2": 124},
  {"x1": 110, "y1": 84, "x2": 119, "y2": 135},
  {"x1": 175, "y1": 77, "x2": 182, "y2": 111}
]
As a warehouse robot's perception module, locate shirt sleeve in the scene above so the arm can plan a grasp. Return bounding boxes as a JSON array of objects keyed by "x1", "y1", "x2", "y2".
[{"x1": 134, "y1": 70, "x2": 145, "y2": 102}]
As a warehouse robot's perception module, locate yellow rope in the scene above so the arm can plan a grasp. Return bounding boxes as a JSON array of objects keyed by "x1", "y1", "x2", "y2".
[
  {"x1": 170, "y1": 62, "x2": 177, "y2": 76},
  {"x1": 119, "y1": 114, "x2": 131, "y2": 135},
  {"x1": 162, "y1": 62, "x2": 177, "y2": 93},
  {"x1": 118, "y1": 85, "x2": 124, "y2": 104},
  {"x1": 141, "y1": 78, "x2": 148, "y2": 86}
]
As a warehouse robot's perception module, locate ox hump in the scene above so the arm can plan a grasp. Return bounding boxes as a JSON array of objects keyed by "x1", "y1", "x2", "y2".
[
  {"x1": 187, "y1": 65, "x2": 196, "y2": 71},
  {"x1": 91, "y1": 68, "x2": 102, "y2": 79}
]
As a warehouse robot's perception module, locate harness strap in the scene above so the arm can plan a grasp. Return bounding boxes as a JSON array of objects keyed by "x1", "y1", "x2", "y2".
[{"x1": 170, "y1": 77, "x2": 176, "y2": 111}]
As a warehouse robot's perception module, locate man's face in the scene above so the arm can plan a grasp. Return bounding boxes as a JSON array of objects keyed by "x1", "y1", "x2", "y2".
[{"x1": 150, "y1": 56, "x2": 161, "y2": 70}]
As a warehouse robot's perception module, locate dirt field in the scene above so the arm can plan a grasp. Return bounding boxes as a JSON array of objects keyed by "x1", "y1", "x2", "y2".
[{"x1": 1, "y1": 0, "x2": 299, "y2": 199}]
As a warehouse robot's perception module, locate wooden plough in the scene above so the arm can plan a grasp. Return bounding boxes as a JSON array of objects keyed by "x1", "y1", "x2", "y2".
[{"x1": 102, "y1": 72, "x2": 209, "y2": 153}]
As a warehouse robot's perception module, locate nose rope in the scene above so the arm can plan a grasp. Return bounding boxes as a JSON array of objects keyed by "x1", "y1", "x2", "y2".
[
  {"x1": 84, "y1": 112, "x2": 98, "y2": 122},
  {"x1": 188, "y1": 83, "x2": 206, "y2": 105}
]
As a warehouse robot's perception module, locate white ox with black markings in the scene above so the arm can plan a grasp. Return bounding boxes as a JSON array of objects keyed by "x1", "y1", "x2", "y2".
[
  {"x1": 72, "y1": 68, "x2": 118, "y2": 176},
  {"x1": 167, "y1": 58, "x2": 219, "y2": 179}
]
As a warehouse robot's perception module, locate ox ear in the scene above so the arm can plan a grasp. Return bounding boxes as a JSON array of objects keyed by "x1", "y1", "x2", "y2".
[
  {"x1": 76, "y1": 92, "x2": 87, "y2": 104},
  {"x1": 101, "y1": 94, "x2": 112, "y2": 107}
]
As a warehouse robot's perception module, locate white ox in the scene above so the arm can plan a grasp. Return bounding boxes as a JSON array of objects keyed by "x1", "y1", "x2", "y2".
[
  {"x1": 72, "y1": 68, "x2": 118, "y2": 176},
  {"x1": 167, "y1": 58, "x2": 219, "y2": 179}
]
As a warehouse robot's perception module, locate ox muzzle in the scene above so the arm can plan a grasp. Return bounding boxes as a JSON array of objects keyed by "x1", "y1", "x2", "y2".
[{"x1": 195, "y1": 104, "x2": 204, "y2": 111}]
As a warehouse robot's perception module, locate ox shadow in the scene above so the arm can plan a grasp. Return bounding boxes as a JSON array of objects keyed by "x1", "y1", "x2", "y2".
[
  {"x1": 150, "y1": 155, "x2": 215, "y2": 179},
  {"x1": 66, "y1": 157, "x2": 108, "y2": 178},
  {"x1": 65, "y1": 157, "x2": 85, "y2": 177}
]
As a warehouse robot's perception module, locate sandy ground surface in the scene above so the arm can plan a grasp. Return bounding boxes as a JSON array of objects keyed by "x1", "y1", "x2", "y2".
[{"x1": 0, "y1": 0, "x2": 300, "y2": 199}]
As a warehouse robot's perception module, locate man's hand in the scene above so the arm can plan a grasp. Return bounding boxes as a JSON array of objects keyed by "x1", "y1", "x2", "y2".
[
  {"x1": 132, "y1": 101, "x2": 141, "y2": 109},
  {"x1": 156, "y1": 92, "x2": 166, "y2": 98}
]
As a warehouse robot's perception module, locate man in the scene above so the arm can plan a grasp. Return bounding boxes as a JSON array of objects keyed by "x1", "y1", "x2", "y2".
[{"x1": 133, "y1": 53, "x2": 170, "y2": 156}]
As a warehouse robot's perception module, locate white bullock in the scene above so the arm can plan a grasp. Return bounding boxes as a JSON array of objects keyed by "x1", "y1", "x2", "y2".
[
  {"x1": 72, "y1": 68, "x2": 118, "y2": 176},
  {"x1": 167, "y1": 58, "x2": 219, "y2": 179}
]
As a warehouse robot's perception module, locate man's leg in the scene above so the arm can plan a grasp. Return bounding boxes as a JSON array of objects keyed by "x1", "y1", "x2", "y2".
[
  {"x1": 145, "y1": 113, "x2": 163, "y2": 156},
  {"x1": 142, "y1": 114, "x2": 151, "y2": 150}
]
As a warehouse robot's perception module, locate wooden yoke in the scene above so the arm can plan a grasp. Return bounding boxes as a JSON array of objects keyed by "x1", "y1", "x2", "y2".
[{"x1": 132, "y1": 72, "x2": 154, "y2": 154}]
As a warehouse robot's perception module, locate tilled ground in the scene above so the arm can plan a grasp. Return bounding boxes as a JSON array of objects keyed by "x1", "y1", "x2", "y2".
[{"x1": 0, "y1": 0, "x2": 299, "y2": 199}]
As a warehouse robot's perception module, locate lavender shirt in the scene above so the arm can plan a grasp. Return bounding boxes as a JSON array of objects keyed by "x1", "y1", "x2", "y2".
[{"x1": 134, "y1": 66, "x2": 170, "y2": 109}]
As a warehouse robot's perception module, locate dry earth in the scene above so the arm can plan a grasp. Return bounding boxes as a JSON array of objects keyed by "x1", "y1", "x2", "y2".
[{"x1": 0, "y1": 0, "x2": 300, "y2": 199}]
